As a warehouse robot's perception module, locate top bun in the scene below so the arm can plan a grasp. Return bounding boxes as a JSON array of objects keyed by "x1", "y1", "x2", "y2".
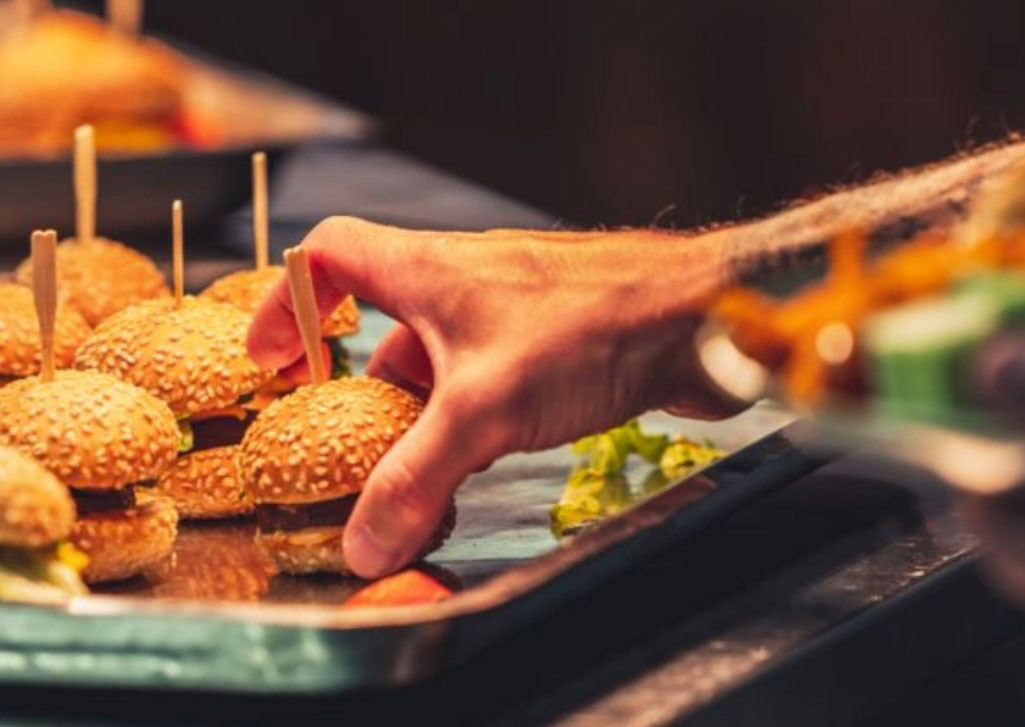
[
  {"x1": 240, "y1": 376, "x2": 423, "y2": 505},
  {"x1": 0, "y1": 445, "x2": 75, "y2": 548},
  {"x1": 16, "y1": 237, "x2": 170, "y2": 326},
  {"x1": 0, "y1": 283, "x2": 91, "y2": 378},
  {"x1": 0, "y1": 370, "x2": 178, "y2": 490},
  {"x1": 73, "y1": 296, "x2": 275, "y2": 416},
  {"x1": 200, "y1": 266, "x2": 360, "y2": 338}
]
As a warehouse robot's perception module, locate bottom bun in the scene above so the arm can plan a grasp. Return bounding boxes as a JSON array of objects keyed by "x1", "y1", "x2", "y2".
[
  {"x1": 256, "y1": 501, "x2": 457, "y2": 575},
  {"x1": 71, "y1": 496, "x2": 178, "y2": 583},
  {"x1": 154, "y1": 445, "x2": 253, "y2": 520}
]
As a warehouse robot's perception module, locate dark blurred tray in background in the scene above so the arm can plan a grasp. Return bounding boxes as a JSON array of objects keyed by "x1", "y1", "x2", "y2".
[{"x1": 0, "y1": 45, "x2": 373, "y2": 244}]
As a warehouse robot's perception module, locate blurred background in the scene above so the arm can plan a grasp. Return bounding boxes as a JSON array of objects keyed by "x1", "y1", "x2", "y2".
[
  {"x1": 77, "y1": 0, "x2": 1025, "y2": 228},
  {"x1": 126, "y1": 0, "x2": 1025, "y2": 226}
]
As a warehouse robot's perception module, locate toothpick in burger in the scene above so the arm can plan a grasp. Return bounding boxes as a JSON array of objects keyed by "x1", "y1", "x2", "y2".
[
  {"x1": 200, "y1": 152, "x2": 359, "y2": 388},
  {"x1": 73, "y1": 201, "x2": 276, "y2": 520},
  {"x1": 0, "y1": 230, "x2": 180, "y2": 584},
  {"x1": 0, "y1": 282, "x2": 91, "y2": 388},
  {"x1": 239, "y1": 247, "x2": 454, "y2": 574},
  {"x1": 14, "y1": 125, "x2": 169, "y2": 326}
]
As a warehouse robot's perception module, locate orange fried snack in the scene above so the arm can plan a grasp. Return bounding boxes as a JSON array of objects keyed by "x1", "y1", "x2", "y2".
[{"x1": 713, "y1": 227, "x2": 1025, "y2": 405}]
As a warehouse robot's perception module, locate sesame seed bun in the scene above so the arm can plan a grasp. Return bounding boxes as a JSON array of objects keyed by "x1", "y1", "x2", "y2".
[
  {"x1": 0, "y1": 370, "x2": 179, "y2": 490},
  {"x1": 0, "y1": 445, "x2": 75, "y2": 548},
  {"x1": 73, "y1": 296, "x2": 275, "y2": 416},
  {"x1": 255, "y1": 501, "x2": 456, "y2": 574},
  {"x1": 72, "y1": 494, "x2": 177, "y2": 583},
  {"x1": 15, "y1": 237, "x2": 169, "y2": 326},
  {"x1": 240, "y1": 376, "x2": 424, "y2": 506},
  {"x1": 0, "y1": 283, "x2": 91, "y2": 378},
  {"x1": 199, "y1": 266, "x2": 360, "y2": 338},
  {"x1": 154, "y1": 445, "x2": 253, "y2": 520}
]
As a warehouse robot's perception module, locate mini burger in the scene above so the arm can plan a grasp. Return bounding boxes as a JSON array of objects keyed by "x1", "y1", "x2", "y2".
[
  {"x1": 0, "y1": 370, "x2": 179, "y2": 583},
  {"x1": 200, "y1": 266, "x2": 360, "y2": 380},
  {"x1": 0, "y1": 444, "x2": 87, "y2": 603},
  {"x1": 16, "y1": 237, "x2": 170, "y2": 326},
  {"x1": 239, "y1": 376, "x2": 455, "y2": 574},
  {"x1": 0, "y1": 282, "x2": 91, "y2": 388},
  {"x1": 0, "y1": 10, "x2": 186, "y2": 156},
  {"x1": 73, "y1": 297, "x2": 276, "y2": 519}
]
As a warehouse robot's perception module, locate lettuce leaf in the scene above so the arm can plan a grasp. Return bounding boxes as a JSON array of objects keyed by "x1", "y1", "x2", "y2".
[
  {"x1": 0, "y1": 544, "x2": 87, "y2": 604},
  {"x1": 327, "y1": 338, "x2": 352, "y2": 379},
  {"x1": 570, "y1": 419, "x2": 669, "y2": 474},
  {"x1": 178, "y1": 419, "x2": 194, "y2": 453},
  {"x1": 552, "y1": 421, "x2": 724, "y2": 538},
  {"x1": 550, "y1": 468, "x2": 631, "y2": 538},
  {"x1": 659, "y1": 437, "x2": 725, "y2": 480}
]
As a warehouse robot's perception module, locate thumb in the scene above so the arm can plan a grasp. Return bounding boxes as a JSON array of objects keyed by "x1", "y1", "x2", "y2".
[
  {"x1": 247, "y1": 216, "x2": 425, "y2": 370},
  {"x1": 343, "y1": 396, "x2": 486, "y2": 578}
]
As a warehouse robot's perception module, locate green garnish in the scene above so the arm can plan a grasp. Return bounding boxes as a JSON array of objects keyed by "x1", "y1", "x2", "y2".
[
  {"x1": 659, "y1": 437, "x2": 726, "y2": 480},
  {"x1": 570, "y1": 419, "x2": 669, "y2": 473},
  {"x1": 550, "y1": 469, "x2": 630, "y2": 539},
  {"x1": 0, "y1": 544, "x2": 87, "y2": 604},
  {"x1": 327, "y1": 337, "x2": 352, "y2": 379},
  {"x1": 178, "y1": 420, "x2": 194, "y2": 453},
  {"x1": 551, "y1": 420, "x2": 725, "y2": 538}
]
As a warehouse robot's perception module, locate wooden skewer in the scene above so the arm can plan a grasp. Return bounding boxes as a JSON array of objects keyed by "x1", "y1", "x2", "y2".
[
  {"x1": 74, "y1": 125, "x2": 96, "y2": 244},
  {"x1": 106, "y1": 0, "x2": 143, "y2": 36},
  {"x1": 283, "y1": 246, "x2": 327, "y2": 385},
  {"x1": 172, "y1": 199, "x2": 184, "y2": 307},
  {"x1": 252, "y1": 152, "x2": 269, "y2": 271},
  {"x1": 31, "y1": 229, "x2": 57, "y2": 383}
]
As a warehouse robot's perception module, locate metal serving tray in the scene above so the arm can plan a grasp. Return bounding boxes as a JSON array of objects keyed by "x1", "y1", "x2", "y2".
[{"x1": 0, "y1": 311, "x2": 824, "y2": 694}]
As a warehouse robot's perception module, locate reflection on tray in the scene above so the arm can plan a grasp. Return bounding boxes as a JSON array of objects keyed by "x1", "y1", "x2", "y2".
[{"x1": 95, "y1": 518, "x2": 463, "y2": 607}]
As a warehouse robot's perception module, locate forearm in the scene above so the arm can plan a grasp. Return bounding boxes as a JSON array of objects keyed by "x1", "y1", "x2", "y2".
[{"x1": 704, "y1": 139, "x2": 1025, "y2": 285}]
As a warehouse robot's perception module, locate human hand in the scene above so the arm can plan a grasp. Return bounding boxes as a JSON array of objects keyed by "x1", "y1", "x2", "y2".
[{"x1": 247, "y1": 217, "x2": 743, "y2": 578}]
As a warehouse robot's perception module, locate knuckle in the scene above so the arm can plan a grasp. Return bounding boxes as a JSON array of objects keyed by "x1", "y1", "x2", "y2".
[{"x1": 307, "y1": 216, "x2": 363, "y2": 251}]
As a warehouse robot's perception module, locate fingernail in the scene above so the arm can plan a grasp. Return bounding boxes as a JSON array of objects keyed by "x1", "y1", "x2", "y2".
[{"x1": 344, "y1": 523, "x2": 400, "y2": 579}]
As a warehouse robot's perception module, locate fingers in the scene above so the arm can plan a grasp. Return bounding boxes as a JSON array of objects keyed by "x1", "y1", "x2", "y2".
[
  {"x1": 247, "y1": 216, "x2": 423, "y2": 370},
  {"x1": 343, "y1": 397, "x2": 491, "y2": 578},
  {"x1": 367, "y1": 323, "x2": 434, "y2": 396},
  {"x1": 278, "y1": 342, "x2": 332, "y2": 386}
]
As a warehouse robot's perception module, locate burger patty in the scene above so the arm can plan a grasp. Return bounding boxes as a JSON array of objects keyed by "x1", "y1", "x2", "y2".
[
  {"x1": 190, "y1": 412, "x2": 257, "y2": 452},
  {"x1": 71, "y1": 485, "x2": 141, "y2": 516},
  {"x1": 256, "y1": 494, "x2": 359, "y2": 533}
]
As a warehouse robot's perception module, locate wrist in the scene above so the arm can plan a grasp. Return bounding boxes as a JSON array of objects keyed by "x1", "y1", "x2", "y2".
[{"x1": 602, "y1": 230, "x2": 746, "y2": 418}]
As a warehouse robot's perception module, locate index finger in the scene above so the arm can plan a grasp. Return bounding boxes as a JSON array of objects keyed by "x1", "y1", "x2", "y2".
[{"x1": 246, "y1": 216, "x2": 422, "y2": 370}]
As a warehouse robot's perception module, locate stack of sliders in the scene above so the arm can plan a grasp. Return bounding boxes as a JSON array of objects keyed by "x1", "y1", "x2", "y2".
[
  {"x1": 73, "y1": 201, "x2": 276, "y2": 519},
  {"x1": 0, "y1": 1, "x2": 188, "y2": 156},
  {"x1": 15, "y1": 125, "x2": 169, "y2": 326},
  {"x1": 0, "y1": 444, "x2": 87, "y2": 603},
  {"x1": 200, "y1": 152, "x2": 360, "y2": 389},
  {"x1": 239, "y1": 247, "x2": 454, "y2": 574},
  {"x1": 0, "y1": 230, "x2": 180, "y2": 584}
]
